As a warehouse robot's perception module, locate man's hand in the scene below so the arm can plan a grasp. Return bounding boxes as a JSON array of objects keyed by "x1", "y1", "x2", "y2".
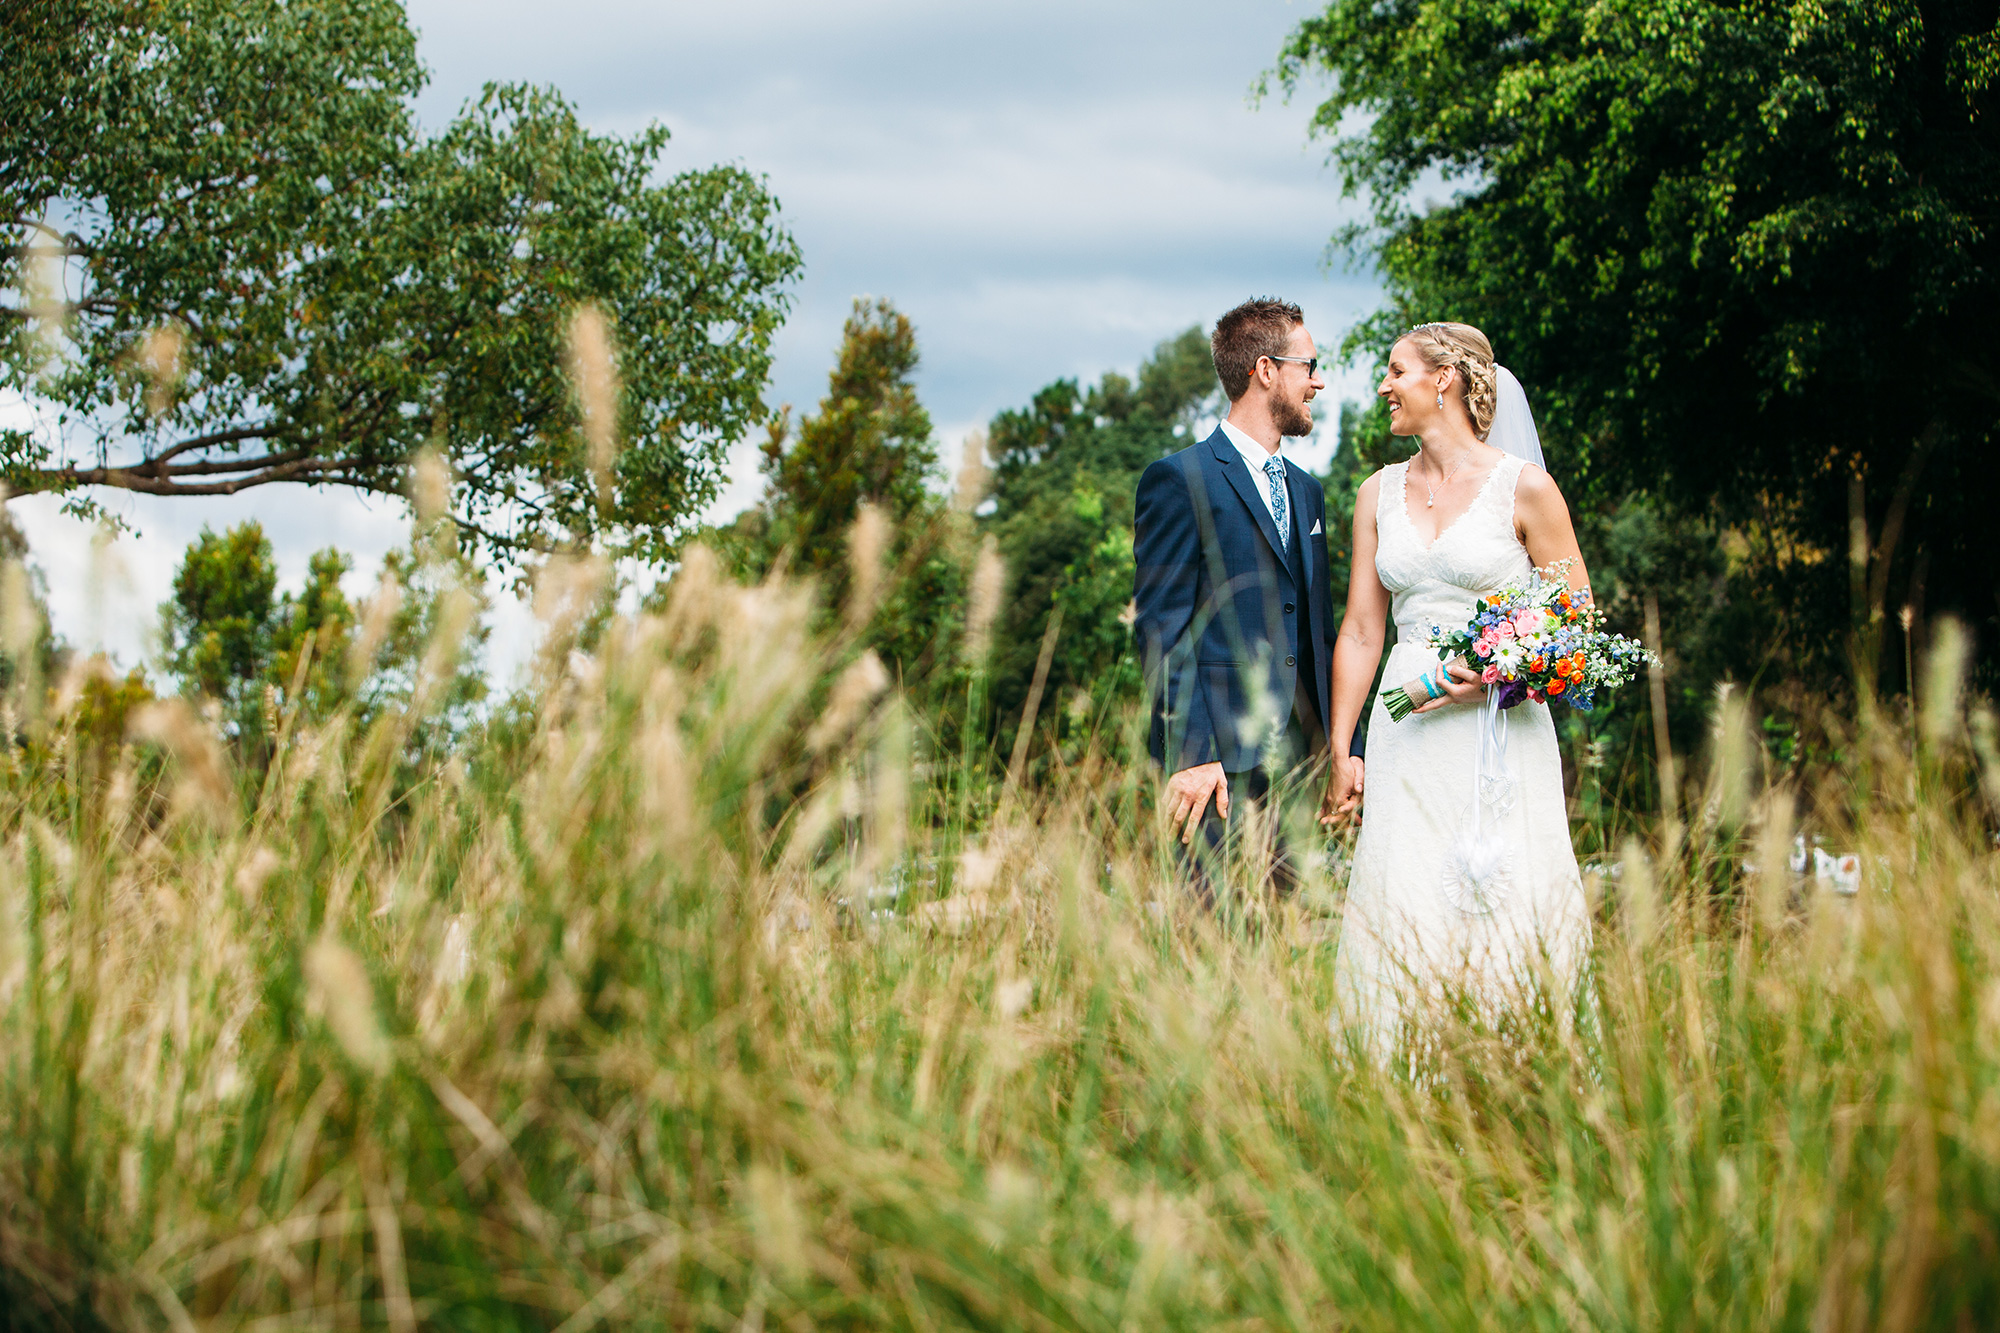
[
  {"x1": 1319, "y1": 754, "x2": 1365, "y2": 826},
  {"x1": 1163, "y1": 762, "x2": 1229, "y2": 845}
]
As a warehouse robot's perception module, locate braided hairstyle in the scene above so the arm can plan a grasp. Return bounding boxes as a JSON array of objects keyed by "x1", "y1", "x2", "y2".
[{"x1": 1404, "y1": 322, "x2": 1498, "y2": 440}]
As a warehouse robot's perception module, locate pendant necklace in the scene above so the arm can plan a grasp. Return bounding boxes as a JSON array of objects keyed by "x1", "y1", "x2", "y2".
[{"x1": 1424, "y1": 451, "x2": 1466, "y2": 508}]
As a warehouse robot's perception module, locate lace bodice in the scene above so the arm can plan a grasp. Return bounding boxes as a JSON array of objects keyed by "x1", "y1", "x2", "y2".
[{"x1": 1374, "y1": 454, "x2": 1531, "y2": 646}]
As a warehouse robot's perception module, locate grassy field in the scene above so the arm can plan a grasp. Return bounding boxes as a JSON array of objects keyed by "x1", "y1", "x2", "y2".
[{"x1": 3, "y1": 546, "x2": 1998, "y2": 1332}]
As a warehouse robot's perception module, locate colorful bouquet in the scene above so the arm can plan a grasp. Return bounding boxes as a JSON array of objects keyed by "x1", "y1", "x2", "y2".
[{"x1": 1381, "y1": 560, "x2": 1659, "y2": 722}]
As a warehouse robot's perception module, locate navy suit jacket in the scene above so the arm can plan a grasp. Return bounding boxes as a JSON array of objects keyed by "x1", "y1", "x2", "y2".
[{"x1": 1133, "y1": 427, "x2": 1351, "y2": 773}]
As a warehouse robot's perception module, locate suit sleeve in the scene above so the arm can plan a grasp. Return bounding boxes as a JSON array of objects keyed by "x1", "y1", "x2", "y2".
[{"x1": 1132, "y1": 455, "x2": 1216, "y2": 769}]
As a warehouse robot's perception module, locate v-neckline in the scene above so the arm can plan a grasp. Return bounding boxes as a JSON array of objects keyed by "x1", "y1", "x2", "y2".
[{"x1": 1399, "y1": 456, "x2": 1508, "y2": 553}]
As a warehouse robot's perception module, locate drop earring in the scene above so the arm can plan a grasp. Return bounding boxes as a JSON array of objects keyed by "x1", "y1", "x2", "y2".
[{"x1": 1435, "y1": 388, "x2": 1445, "y2": 409}]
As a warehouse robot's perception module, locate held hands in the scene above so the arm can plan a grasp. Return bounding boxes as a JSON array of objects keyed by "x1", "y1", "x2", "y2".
[
  {"x1": 1318, "y1": 754, "x2": 1365, "y2": 827},
  {"x1": 1401, "y1": 657, "x2": 1485, "y2": 715},
  {"x1": 1163, "y1": 762, "x2": 1229, "y2": 845}
]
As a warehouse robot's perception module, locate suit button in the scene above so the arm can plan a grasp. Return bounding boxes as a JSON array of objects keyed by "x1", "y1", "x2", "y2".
[
  {"x1": 1284, "y1": 602, "x2": 1295, "y2": 614},
  {"x1": 1285, "y1": 655, "x2": 1296, "y2": 667}
]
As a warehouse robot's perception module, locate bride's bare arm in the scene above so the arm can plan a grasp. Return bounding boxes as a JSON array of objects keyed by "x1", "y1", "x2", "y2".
[
  {"x1": 1322, "y1": 473, "x2": 1391, "y2": 819},
  {"x1": 1516, "y1": 465, "x2": 1591, "y2": 592}
]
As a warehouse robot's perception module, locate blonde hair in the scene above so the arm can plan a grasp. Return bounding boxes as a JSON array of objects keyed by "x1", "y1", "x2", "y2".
[{"x1": 1403, "y1": 322, "x2": 1499, "y2": 439}]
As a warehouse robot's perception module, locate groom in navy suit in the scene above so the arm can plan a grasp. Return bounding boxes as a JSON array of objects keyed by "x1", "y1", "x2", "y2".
[{"x1": 1132, "y1": 297, "x2": 1360, "y2": 904}]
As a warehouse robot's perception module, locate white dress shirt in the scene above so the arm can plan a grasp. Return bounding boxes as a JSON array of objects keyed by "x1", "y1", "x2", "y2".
[{"x1": 1218, "y1": 419, "x2": 1292, "y2": 541}]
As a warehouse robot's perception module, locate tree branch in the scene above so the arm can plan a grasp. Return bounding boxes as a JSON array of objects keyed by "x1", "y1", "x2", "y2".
[
  {"x1": 9, "y1": 217, "x2": 90, "y2": 254},
  {"x1": 146, "y1": 424, "x2": 286, "y2": 468},
  {"x1": 12, "y1": 453, "x2": 361, "y2": 498},
  {"x1": 150, "y1": 447, "x2": 312, "y2": 478}
]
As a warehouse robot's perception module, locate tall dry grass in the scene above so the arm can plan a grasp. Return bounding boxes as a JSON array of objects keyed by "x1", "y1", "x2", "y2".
[{"x1": 0, "y1": 539, "x2": 1997, "y2": 1333}]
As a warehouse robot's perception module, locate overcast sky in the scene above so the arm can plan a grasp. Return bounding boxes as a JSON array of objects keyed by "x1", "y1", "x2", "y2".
[{"x1": 6, "y1": 0, "x2": 1383, "y2": 681}]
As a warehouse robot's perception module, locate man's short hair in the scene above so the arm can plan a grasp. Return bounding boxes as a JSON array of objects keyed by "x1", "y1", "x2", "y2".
[{"x1": 1211, "y1": 297, "x2": 1303, "y2": 401}]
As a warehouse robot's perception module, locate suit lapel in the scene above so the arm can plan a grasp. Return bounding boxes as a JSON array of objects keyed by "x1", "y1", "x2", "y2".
[
  {"x1": 1206, "y1": 430, "x2": 1291, "y2": 574},
  {"x1": 1284, "y1": 464, "x2": 1314, "y2": 592}
]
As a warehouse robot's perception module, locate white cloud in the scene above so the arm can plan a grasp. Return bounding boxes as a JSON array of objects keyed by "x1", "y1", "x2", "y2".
[{"x1": 12, "y1": 0, "x2": 1386, "y2": 677}]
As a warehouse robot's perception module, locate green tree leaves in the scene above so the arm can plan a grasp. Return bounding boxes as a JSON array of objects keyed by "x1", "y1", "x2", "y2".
[
  {"x1": 746, "y1": 297, "x2": 939, "y2": 587},
  {"x1": 982, "y1": 327, "x2": 1220, "y2": 749},
  {"x1": 161, "y1": 524, "x2": 284, "y2": 709},
  {"x1": 158, "y1": 519, "x2": 488, "y2": 764},
  {"x1": 2, "y1": 0, "x2": 800, "y2": 567},
  {"x1": 1277, "y1": 0, "x2": 2000, "y2": 686}
]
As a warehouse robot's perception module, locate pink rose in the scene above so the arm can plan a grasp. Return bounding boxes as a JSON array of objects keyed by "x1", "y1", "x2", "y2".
[
  {"x1": 1481, "y1": 665, "x2": 1500, "y2": 684},
  {"x1": 1512, "y1": 610, "x2": 1541, "y2": 637},
  {"x1": 1497, "y1": 621, "x2": 1516, "y2": 639}
]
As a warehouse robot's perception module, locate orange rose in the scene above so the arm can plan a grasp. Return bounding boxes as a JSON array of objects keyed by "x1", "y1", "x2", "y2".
[{"x1": 1548, "y1": 678, "x2": 1567, "y2": 695}]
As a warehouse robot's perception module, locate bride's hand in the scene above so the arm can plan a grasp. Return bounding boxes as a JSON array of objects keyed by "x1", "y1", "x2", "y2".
[
  {"x1": 1409, "y1": 659, "x2": 1485, "y2": 714},
  {"x1": 1319, "y1": 755, "x2": 1364, "y2": 826}
]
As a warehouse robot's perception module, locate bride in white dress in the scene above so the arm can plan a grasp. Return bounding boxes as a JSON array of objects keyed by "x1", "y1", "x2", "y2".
[{"x1": 1319, "y1": 322, "x2": 1593, "y2": 1050}]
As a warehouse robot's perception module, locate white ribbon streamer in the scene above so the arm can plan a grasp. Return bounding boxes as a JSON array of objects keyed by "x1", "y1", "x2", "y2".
[{"x1": 1442, "y1": 686, "x2": 1515, "y2": 914}]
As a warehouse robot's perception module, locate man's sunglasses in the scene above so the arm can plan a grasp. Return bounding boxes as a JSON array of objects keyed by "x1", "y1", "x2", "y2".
[{"x1": 1266, "y1": 354, "x2": 1320, "y2": 376}]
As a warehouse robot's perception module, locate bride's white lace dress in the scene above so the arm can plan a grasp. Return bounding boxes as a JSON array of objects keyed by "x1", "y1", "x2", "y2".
[{"x1": 1333, "y1": 453, "x2": 1592, "y2": 1048}]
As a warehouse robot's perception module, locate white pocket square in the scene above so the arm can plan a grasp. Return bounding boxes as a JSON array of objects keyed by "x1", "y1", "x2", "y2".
[{"x1": 1309, "y1": 519, "x2": 1323, "y2": 536}]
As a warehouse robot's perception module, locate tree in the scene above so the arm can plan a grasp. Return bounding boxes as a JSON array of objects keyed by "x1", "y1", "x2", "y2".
[
  {"x1": 159, "y1": 523, "x2": 352, "y2": 737},
  {"x1": 1275, "y1": 0, "x2": 2000, "y2": 690},
  {"x1": 159, "y1": 518, "x2": 486, "y2": 765},
  {"x1": 2, "y1": 0, "x2": 800, "y2": 566},
  {"x1": 727, "y1": 298, "x2": 939, "y2": 588},
  {"x1": 160, "y1": 523, "x2": 282, "y2": 714},
  {"x1": 712, "y1": 298, "x2": 973, "y2": 695},
  {"x1": 980, "y1": 327, "x2": 1219, "y2": 755}
]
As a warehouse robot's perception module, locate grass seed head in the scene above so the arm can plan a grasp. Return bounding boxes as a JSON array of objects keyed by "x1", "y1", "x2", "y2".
[
  {"x1": 745, "y1": 1165, "x2": 809, "y2": 1282},
  {"x1": 964, "y1": 537, "x2": 1004, "y2": 663},
  {"x1": 410, "y1": 449, "x2": 452, "y2": 530},
  {"x1": 567, "y1": 303, "x2": 620, "y2": 515},
  {"x1": 846, "y1": 502, "x2": 887, "y2": 629},
  {"x1": 140, "y1": 323, "x2": 184, "y2": 420},
  {"x1": 1922, "y1": 616, "x2": 1970, "y2": 747},
  {"x1": 805, "y1": 650, "x2": 888, "y2": 752},
  {"x1": 304, "y1": 937, "x2": 391, "y2": 1076},
  {"x1": 0, "y1": 560, "x2": 35, "y2": 666},
  {"x1": 127, "y1": 699, "x2": 231, "y2": 822},
  {"x1": 24, "y1": 218, "x2": 68, "y2": 375},
  {"x1": 348, "y1": 570, "x2": 404, "y2": 688},
  {"x1": 952, "y1": 428, "x2": 991, "y2": 512}
]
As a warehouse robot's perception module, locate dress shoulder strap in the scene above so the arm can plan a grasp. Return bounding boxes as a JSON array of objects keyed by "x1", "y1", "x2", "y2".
[
  {"x1": 1483, "y1": 452, "x2": 1528, "y2": 521},
  {"x1": 1374, "y1": 461, "x2": 1406, "y2": 529}
]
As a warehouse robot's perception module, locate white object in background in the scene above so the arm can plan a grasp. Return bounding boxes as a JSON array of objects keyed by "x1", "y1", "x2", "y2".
[
  {"x1": 1790, "y1": 836, "x2": 1860, "y2": 894},
  {"x1": 1814, "y1": 848, "x2": 1861, "y2": 895}
]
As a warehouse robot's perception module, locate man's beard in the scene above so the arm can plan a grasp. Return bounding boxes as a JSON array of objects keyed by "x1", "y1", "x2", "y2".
[{"x1": 1276, "y1": 397, "x2": 1315, "y2": 438}]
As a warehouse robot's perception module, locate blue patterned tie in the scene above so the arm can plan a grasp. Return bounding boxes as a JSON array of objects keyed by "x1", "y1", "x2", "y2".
[{"x1": 1264, "y1": 454, "x2": 1288, "y2": 543}]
